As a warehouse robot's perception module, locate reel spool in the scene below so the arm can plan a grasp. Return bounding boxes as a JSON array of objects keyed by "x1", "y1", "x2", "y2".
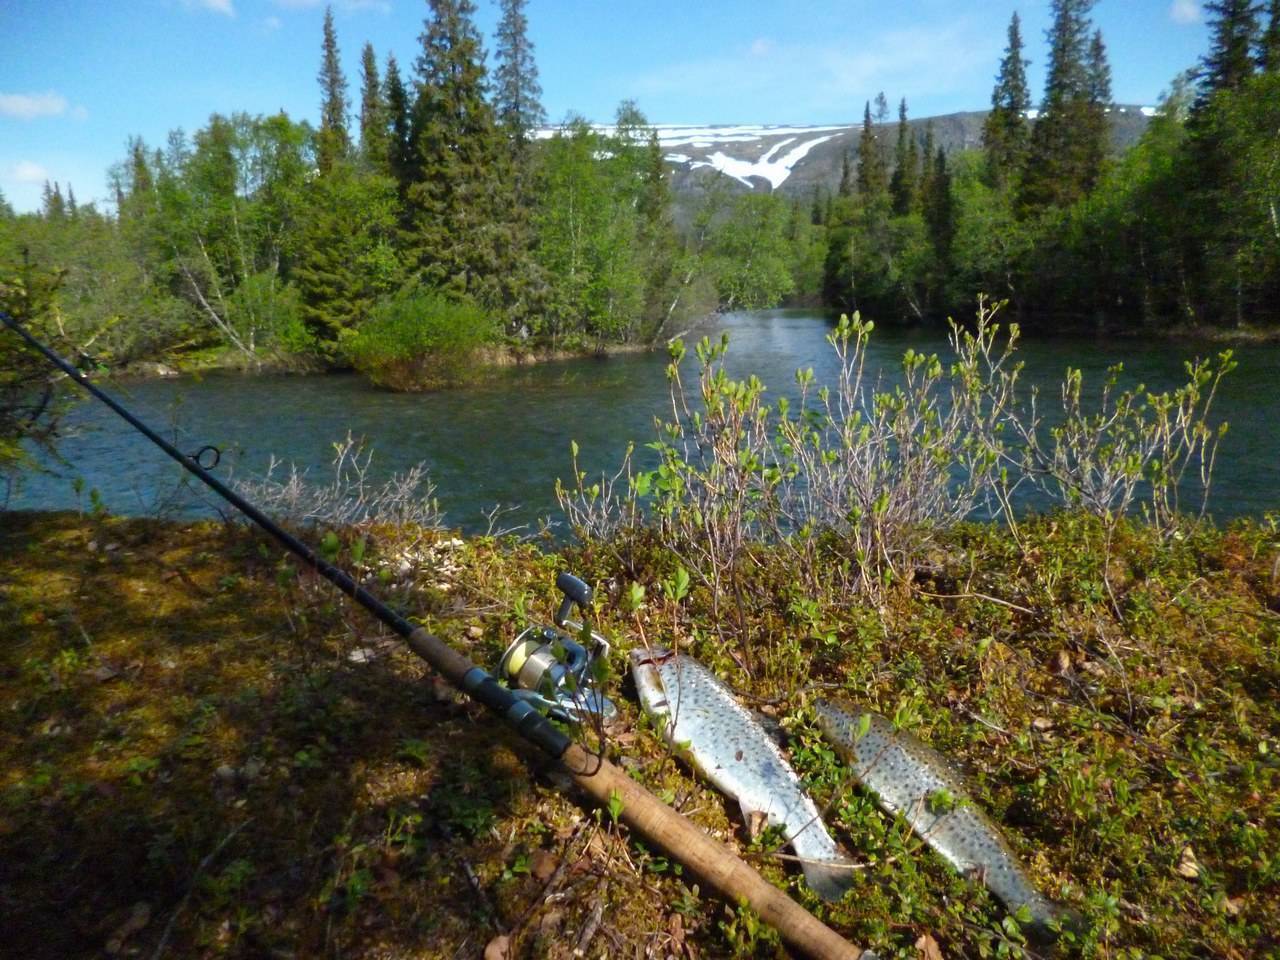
[{"x1": 495, "y1": 573, "x2": 617, "y2": 724}]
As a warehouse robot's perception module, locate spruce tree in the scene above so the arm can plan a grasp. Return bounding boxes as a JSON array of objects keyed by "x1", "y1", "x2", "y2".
[
  {"x1": 924, "y1": 147, "x2": 954, "y2": 266},
  {"x1": 856, "y1": 101, "x2": 888, "y2": 198},
  {"x1": 359, "y1": 42, "x2": 389, "y2": 171},
  {"x1": 1082, "y1": 29, "x2": 1113, "y2": 190},
  {"x1": 408, "y1": 0, "x2": 518, "y2": 307},
  {"x1": 838, "y1": 150, "x2": 854, "y2": 197},
  {"x1": 316, "y1": 6, "x2": 350, "y2": 173},
  {"x1": 1022, "y1": 0, "x2": 1100, "y2": 210},
  {"x1": 918, "y1": 121, "x2": 935, "y2": 213},
  {"x1": 41, "y1": 182, "x2": 65, "y2": 220},
  {"x1": 1262, "y1": 0, "x2": 1280, "y2": 70},
  {"x1": 493, "y1": 0, "x2": 546, "y2": 144},
  {"x1": 889, "y1": 98, "x2": 917, "y2": 214},
  {"x1": 383, "y1": 54, "x2": 414, "y2": 193},
  {"x1": 1197, "y1": 0, "x2": 1261, "y2": 101},
  {"x1": 983, "y1": 11, "x2": 1031, "y2": 188}
]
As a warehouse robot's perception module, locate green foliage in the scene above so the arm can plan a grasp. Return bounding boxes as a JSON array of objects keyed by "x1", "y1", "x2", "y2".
[
  {"x1": 0, "y1": 263, "x2": 69, "y2": 485},
  {"x1": 532, "y1": 107, "x2": 688, "y2": 343},
  {"x1": 344, "y1": 285, "x2": 493, "y2": 390},
  {"x1": 707, "y1": 194, "x2": 796, "y2": 310},
  {"x1": 292, "y1": 163, "x2": 402, "y2": 356}
]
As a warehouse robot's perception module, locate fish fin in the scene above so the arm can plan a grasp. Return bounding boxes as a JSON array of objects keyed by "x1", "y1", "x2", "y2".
[
  {"x1": 799, "y1": 858, "x2": 854, "y2": 902},
  {"x1": 1027, "y1": 901, "x2": 1084, "y2": 943},
  {"x1": 738, "y1": 802, "x2": 771, "y2": 842}
]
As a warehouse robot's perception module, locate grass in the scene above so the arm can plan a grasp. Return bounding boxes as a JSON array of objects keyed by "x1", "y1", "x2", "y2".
[{"x1": 1, "y1": 509, "x2": 1278, "y2": 958}]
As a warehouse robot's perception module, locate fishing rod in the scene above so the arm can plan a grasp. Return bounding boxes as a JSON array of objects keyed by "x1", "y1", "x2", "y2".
[{"x1": 0, "y1": 310, "x2": 863, "y2": 960}]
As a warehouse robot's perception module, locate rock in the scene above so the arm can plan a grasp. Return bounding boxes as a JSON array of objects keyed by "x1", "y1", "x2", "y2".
[{"x1": 215, "y1": 764, "x2": 238, "y2": 783}]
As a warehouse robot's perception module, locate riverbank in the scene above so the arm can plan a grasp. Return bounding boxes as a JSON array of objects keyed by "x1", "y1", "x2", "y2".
[
  {"x1": 115, "y1": 335, "x2": 678, "y2": 386},
  {"x1": 3, "y1": 510, "x2": 1276, "y2": 958}
]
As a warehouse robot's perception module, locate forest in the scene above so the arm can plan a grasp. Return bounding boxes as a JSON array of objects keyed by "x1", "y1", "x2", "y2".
[{"x1": 1, "y1": 0, "x2": 1278, "y2": 396}]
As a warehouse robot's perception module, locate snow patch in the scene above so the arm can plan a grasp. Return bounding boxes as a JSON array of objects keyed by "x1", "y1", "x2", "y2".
[
  {"x1": 1140, "y1": 106, "x2": 1158, "y2": 117},
  {"x1": 690, "y1": 134, "x2": 839, "y2": 190},
  {"x1": 664, "y1": 153, "x2": 692, "y2": 164}
]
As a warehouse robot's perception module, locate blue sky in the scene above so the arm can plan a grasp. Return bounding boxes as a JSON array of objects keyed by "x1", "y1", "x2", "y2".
[{"x1": 1, "y1": 0, "x2": 1210, "y2": 213}]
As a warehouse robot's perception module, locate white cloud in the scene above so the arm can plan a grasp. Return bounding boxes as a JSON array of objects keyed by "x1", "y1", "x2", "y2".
[
  {"x1": 1170, "y1": 0, "x2": 1201, "y2": 24},
  {"x1": 750, "y1": 38, "x2": 774, "y2": 58},
  {"x1": 0, "y1": 91, "x2": 69, "y2": 120},
  {"x1": 629, "y1": 24, "x2": 997, "y2": 121},
  {"x1": 184, "y1": 0, "x2": 235, "y2": 15},
  {"x1": 263, "y1": 15, "x2": 283, "y2": 30},
  {"x1": 9, "y1": 161, "x2": 52, "y2": 184}
]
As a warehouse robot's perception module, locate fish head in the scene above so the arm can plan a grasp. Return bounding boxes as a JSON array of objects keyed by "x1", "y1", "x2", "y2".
[
  {"x1": 812, "y1": 699, "x2": 852, "y2": 733},
  {"x1": 813, "y1": 699, "x2": 882, "y2": 744},
  {"x1": 630, "y1": 647, "x2": 674, "y2": 721}
]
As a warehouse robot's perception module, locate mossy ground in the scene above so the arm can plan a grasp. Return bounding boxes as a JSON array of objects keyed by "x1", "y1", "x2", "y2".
[{"x1": 2, "y1": 510, "x2": 1278, "y2": 958}]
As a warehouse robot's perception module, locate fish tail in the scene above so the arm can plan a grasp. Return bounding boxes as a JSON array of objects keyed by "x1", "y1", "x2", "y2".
[{"x1": 799, "y1": 858, "x2": 855, "y2": 902}]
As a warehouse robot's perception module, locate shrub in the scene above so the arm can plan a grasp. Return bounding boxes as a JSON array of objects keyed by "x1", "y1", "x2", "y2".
[{"x1": 344, "y1": 286, "x2": 494, "y2": 391}]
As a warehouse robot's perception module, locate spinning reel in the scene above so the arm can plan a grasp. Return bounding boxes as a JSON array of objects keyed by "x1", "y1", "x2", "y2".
[{"x1": 495, "y1": 572, "x2": 617, "y2": 724}]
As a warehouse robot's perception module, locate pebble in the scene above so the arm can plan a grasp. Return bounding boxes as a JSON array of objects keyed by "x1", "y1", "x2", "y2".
[{"x1": 215, "y1": 764, "x2": 237, "y2": 783}]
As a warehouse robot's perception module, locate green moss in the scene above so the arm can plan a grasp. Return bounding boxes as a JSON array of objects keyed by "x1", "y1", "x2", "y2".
[{"x1": 1, "y1": 511, "x2": 1277, "y2": 958}]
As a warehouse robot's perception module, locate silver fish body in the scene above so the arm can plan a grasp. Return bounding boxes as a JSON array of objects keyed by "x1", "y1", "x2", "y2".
[
  {"x1": 631, "y1": 649, "x2": 852, "y2": 901},
  {"x1": 814, "y1": 700, "x2": 1072, "y2": 933}
]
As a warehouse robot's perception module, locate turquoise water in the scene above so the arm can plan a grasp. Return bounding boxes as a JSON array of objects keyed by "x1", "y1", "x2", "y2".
[{"x1": 8, "y1": 310, "x2": 1278, "y2": 532}]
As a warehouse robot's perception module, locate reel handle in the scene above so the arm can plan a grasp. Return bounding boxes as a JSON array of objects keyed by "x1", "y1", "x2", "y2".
[{"x1": 554, "y1": 572, "x2": 592, "y2": 627}]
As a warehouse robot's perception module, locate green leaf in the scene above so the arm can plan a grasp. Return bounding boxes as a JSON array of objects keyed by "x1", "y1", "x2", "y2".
[{"x1": 606, "y1": 788, "x2": 624, "y2": 824}]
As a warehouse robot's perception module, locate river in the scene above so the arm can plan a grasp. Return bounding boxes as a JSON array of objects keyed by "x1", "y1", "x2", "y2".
[{"x1": 8, "y1": 309, "x2": 1279, "y2": 532}]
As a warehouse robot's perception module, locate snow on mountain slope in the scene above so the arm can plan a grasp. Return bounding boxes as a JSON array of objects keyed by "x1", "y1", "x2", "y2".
[{"x1": 534, "y1": 109, "x2": 1156, "y2": 200}]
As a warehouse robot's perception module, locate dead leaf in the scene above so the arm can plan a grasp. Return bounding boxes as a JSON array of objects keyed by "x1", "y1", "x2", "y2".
[
  {"x1": 1031, "y1": 716, "x2": 1055, "y2": 732},
  {"x1": 1054, "y1": 649, "x2": 1073, "y2": 674},
  {"x1": 483, "y1": 934, "x2": 512, "y2": 960},
  {"x1": 90, "y1": 663, "x2": 120, "y2": 683},
  {"x1": 531, "y1": 848, "x2": 558, "y2": 882},
  {"x1": 915, "y1": 932, "x2": 944, "y2": 960},
  {"x1": 669, "y1": 913, "x2": 686, "y2": 952},
  {"x1": 744, "y1": 810, "x2": 769, "y2": 841},
  {"x1": 1175, "y1": 845, "x2": 1202, "y2": 879},
  {"x1": 538, "y1": 909, "x2": 564, "y2": 935},
  {"x1": 1223, "y1": 894, "x2": 1245, "y2": 916},
  {"x1": 106, "y1": 902, "x2": 151, "y2": 954}
]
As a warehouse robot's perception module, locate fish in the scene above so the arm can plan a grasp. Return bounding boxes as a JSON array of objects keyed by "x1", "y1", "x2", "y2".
[
  {"x1": 814, "y1": 699, "x2": 1076, "y2": 936},
  {"x1": 630, "y1": 648, "x2": 853, "y2": 901}
]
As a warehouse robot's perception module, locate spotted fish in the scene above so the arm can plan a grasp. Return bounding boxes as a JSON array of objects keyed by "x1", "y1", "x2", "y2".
[
  {"x1": 630, "y1": 648, "x2": 852, "y2": 901},
  {"x1": 814, "y1": 699, "x2": 1075, "y2": 934}
]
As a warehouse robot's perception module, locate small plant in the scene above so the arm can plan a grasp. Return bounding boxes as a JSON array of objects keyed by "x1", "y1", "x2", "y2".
[{"x1": 231, "y1": 432, "x2": 443, "y2": 530}]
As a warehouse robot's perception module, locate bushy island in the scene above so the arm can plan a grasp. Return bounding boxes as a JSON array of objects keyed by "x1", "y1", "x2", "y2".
[{"x1": 3, "y1": 315, "x2": 1277, "y2": 959}]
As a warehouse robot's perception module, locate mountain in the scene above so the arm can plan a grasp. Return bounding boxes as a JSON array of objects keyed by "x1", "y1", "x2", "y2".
[{"x1": 538, "y1": 107, "x2": 1156, "y2": 227}]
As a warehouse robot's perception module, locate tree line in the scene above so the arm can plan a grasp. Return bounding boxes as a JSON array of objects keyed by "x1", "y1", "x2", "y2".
[
  {"x1": 1, "y1": 0, "x2": 807, "y2": 382},
  {"x1": 808, "y1": 0, "x2": 1280, "y2": 330}
]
